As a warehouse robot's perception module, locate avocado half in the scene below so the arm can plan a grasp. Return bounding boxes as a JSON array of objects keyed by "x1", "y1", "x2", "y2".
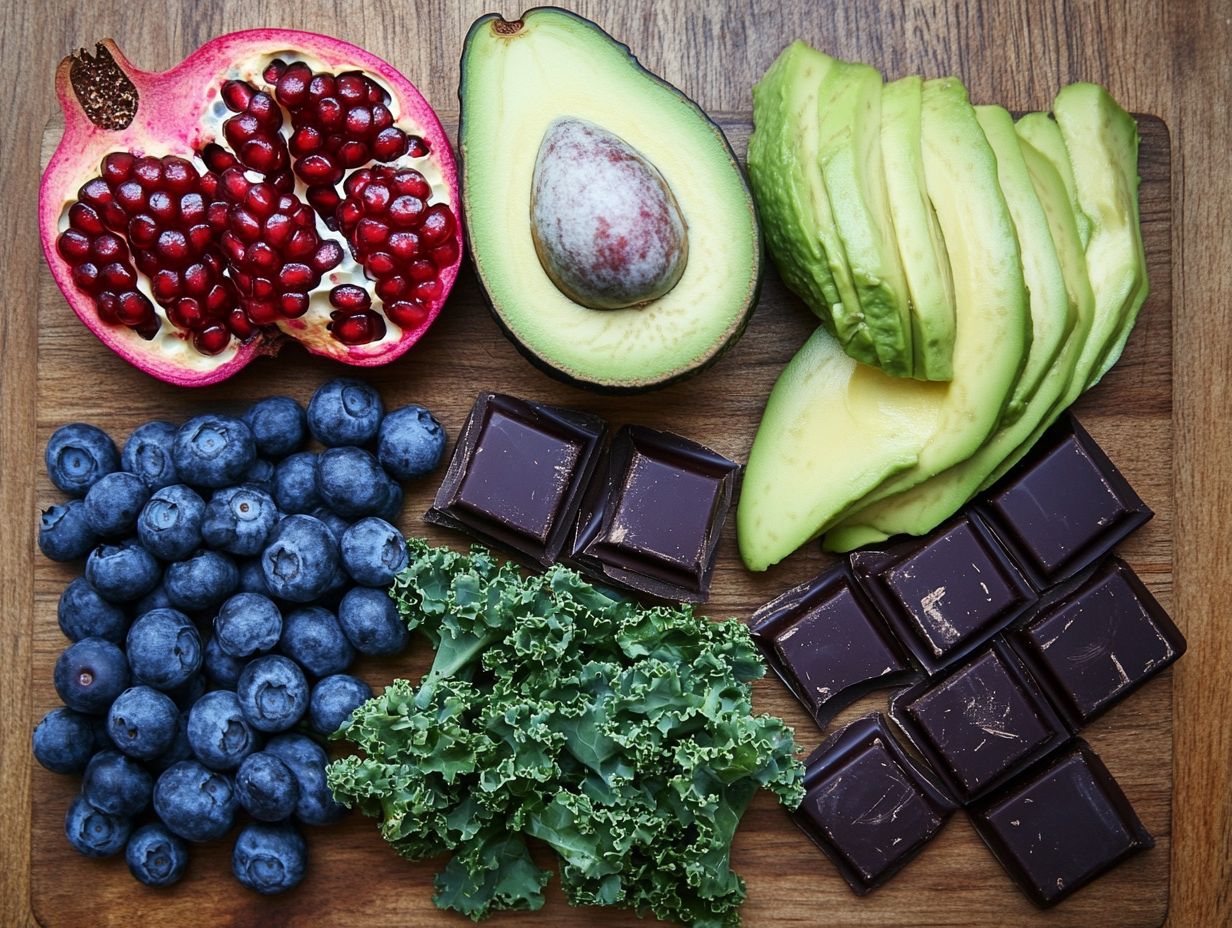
[{"x1": 458, "y1": 8, "x2": 762, "y2": 393}]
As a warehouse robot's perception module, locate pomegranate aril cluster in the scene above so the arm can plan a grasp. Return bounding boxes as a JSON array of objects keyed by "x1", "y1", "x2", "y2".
[
  {"x1": 220, "y1": 80, "x2": 293, "y2": 189},
  {"x1": 336, "y1": 166, "x2": 458, "y2": 330},
  {"x1": 214, "y1": 168, "x2": 343, "y2": 327},
  {"x1": 264, "y1": 59, "x2": 427, "y2": 223},
  {"x1": 59, "y1": 153, "x2": 240, "y2": 353}
]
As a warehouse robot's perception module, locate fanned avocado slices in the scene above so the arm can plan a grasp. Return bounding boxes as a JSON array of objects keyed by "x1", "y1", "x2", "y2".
[
  {"x1": 737, "y1": 77, "x2": 1030, "y2": 571},
  {"x1": 747, "y1": 43, "x2": 878, "y2": 365},
  {"x1": 824, "y1": 105, "x2": 1088, "y2": 551},
  {"x1": 881, "y1": 75, "x2": 957, "y2": 381}
]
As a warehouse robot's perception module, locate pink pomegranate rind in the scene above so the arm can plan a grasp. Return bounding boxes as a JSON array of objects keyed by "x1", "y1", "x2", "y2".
[{"x1": 40, "y1": 30, "x2": 462, "y2": 386}]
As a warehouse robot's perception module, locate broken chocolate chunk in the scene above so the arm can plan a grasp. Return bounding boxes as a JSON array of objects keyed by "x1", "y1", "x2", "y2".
[
  {"x1": 425, "y1": 392, "x2": 606, "y2": 567},
  {"x1": 792, "y1": 712, "x2": 957, "y2": 894},
  {"x1": 979, "y1": 414, "x2": 1152, "y2": 589},
  {"x1": 1009, "y1": 558, "x2": 1185, "y2": 729},
  {"x1": 890, "y1": 639, "x2": 1069, "y2": 802},
  {"x1": 571, "y1": 424, "x2": 738, "y2": 602},
  {"x1": 968, "y1": 739, "x2": 1154, "y2": 907},
  {"x1": 750, "y1": 561, "x2": 917, "y2": 728},
  {"x1": 850, "y1": 514, "x2": 1036, "y2": 673}
]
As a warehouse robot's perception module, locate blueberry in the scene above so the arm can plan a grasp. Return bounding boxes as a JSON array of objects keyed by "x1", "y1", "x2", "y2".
[
  {"x1": 136, "y1": 583, "x2": 174, "y2": 614},
  {"x1": 32, "y1": 707, "x2": 97, "y2": 773},
  {"x1": 83, "y1": 471, "x2": 151, "y2": 538},
  {"x1": 164, "y1": 549, "x2": 238, "y2": 612},
  {"x1": 244, "y1": 397, "x2": 307, "y2": 460},
  {"x1": 241, "y1": 457, "x2": 276, "y2": 495},
  {"x1": 265, "y1": 733, "x2": 346, "y2": 825},
  {"x1": 121, "y1": 420, "x2": 180, "y2": 490},
  {"x1": 166, "y1": 672, "x2": 206, "y2": 711},
  {"x1": 308, "y1": 674, "x2": 372, "y2": 736},
  {"x1": 38, "y1": 500, "x2": 99, "y2": 562},
  {"x1": 377, "y1": 405, "x2": 446, "y2": 481},
  {"x1": 64, "y1": 794, "x2": 132, "y2": 857},
  {"x1": 149, "y1": 713, "x2": 192, "y2": 774},
  {"x1": 236, "y1": 558, "x2": 271, "y2": 597},
  {"x1": 310, "y1": 507, "x2": 350, "y2": 544},
  {"x1": 137, "y1": 484, "x2": 206, "y2": 561},
  {"x1": 374, "y1": 480, "x2": 404, "y2": 524},
  {"x1": 203, "y1": 635, "x2": 247, "y2": 689},
  {"x1": 232, "y1": 821, "x2": 308, "y2": 894},
  {"x1": 172, "y1": 415, "x2": 256, "y2": 489},
  {"x1": 271, "y1": 451, "x2": 322, "y2": 514},
  {"x1": 126, "y1": 608, "x2": 202, "y2": 690},
  {"x1": 307, "y1": 378, "x2": 383, "y2": 447},
  {"x1": 106, "y1": 685, "x2": 179, "y2": 760},
  {"x1": 82, "y1": 750, "x2": 154, "y2": 816},
  {"x1": 337, "y1": 586, "x2": 410, "y2": 656},
  {"x1": 261, "y1": 515, "x2": 340, "y2": 603},
  {"x1": 153, "y1": 759, "x2": 237, "y2": 842},
  {"x1": 201, "y1": 486, "x2": 279, "y2": 557},
  {"x1": 237, "y1": 655, "x2": 309, "y2": 733},
  {"x1": 215, "y1": 592, "x2": 282, "y2": 658},
  {"x1": 54, "y1": 637, "x2": 130, "y2": 714},
  {"x1": 316, "y1": 447, "x2": 392, "y2": 519},
  {"x1": 90, "y1": 714, "x2": 117, "y2": 754},
  {"x1": 234, "y1": 751, "x2": 300, "y2": 822},
  {"x1": 340, "y1": 517, "x2": 408, "y2": 587},
  {"x1": 187, "y1": 690, "x2": 259, "y2": 771},
  {"x1": 46, "y1": 423, "x2": 119, "y2": 498},
  {"x1": 279, "y1": 606, "x2": 354, "y2": 677},
  {"x1": 85, "y1": 541, "x2": 162, "y2": 603},
  {"x1": 58, "y1": 576, "x2": 128, "y2": 643},
  {"x1": 125, "y1": 822, "x2": 189, "y2": 887}
]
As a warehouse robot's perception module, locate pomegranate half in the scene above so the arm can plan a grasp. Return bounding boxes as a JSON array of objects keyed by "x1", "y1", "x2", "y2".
[{"x1": 40, "y1": 30, "x2": 463, "y2": 386}]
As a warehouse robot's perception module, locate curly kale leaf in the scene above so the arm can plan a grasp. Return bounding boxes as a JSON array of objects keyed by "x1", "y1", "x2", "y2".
[{"x1": 330, "y1": 541, "x2": 805, "y2": 927}]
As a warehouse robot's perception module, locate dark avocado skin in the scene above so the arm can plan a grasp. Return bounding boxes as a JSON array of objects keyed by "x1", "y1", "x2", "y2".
[{"x1": 456, "y1": 7, "x2": 764, "y2": 395}]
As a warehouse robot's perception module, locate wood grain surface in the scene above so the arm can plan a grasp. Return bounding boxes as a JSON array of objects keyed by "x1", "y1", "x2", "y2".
[{"x1": 2, "y1": 3, "x2": 1228, "y2": 928}]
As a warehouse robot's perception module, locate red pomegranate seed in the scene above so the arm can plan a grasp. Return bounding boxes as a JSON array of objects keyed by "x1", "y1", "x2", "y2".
[
  {"x1": 117, "y1": 291, "x2": 155, "y2": 326},
  {"x1": 393, "y1": 170, "x2": 431, "y2": 199},
  {"x1": 273, "y1": 62, "x2": 313, "y2": 107},
  {"x1": 133, "y1": 157, "x2": 163, "y2": 188},
  {"x1": 228, "y1": 306, "x2": 257, "y2": 338},
  {"x1": 72, "y1": 263, "x2": 101, "y2": 292},
  {"x1": 419, "y1": 204, "x2": 455, "y2": 247},
  {"x1": 431, "y1": 239, "x2": 460, "y2": 267},
  {"x1": 329, "y1": 284, "x2": 371, "y2": 312},
  {"x1": 278, "y1": 263, "x2": 315, "y2": 290},
  {"x1": 290, "y1": 126, "x2": 323, "y2": 156},
  {"x1": 222, "y1": 80, "x2": 255, "y2": 112},
  {"x1": 170, "y1": 298, "x2": 206, "y2": 329},
  {"x1": 412, "y1": 278, "x2": 442, "y2": 302},
  {"x1": 375, "y1": 276, "x2": 407, "y2": 302},
  {"x1": 193, "y1": 323, "x2": 231, "y2": 355},
  {"x1": 152, "y1": 269, "x2": 182, "y2": 302},
  {"x1": 68, "y1": 202, "x2": 106, "y2": 236},
  {"x1": 387, "y1": 195, "x2": 424, "y2": 227},
  {"x1": 162, "y1": 157, "x2": 197, "y2": 194},
  {"x1": 372, "y1": 127, "x2": 409, "y2": 161},
  {"x1": 101, "y1": 152, "x2": 135, "y2": 184},
  {"x1": 408, "y1": 137, "x2": 429, "y2": 158},
  {"x1": 100, "y1": 262, "x2": 137, "y2": 289},
  {"x1": 386, "y1": 300, "x2": 427, "y2": 328},
  {"x1": 280, "y1": 292, "x2": 309, "y2": 317},
  {"x1": 91, "y1": 233, "x2": 128, "y2": 262},
  {"x1": 408, "y1": 259, "x2": 436, "y2": 283},
  {"x1": 329, "y1": 310, "x2": 385, "y2": 345},
  {"x1": 263, "y1": 59, "x2": 288, "y2": 84},
  {"x1": 312, "y1": 241, "x2": 344, "y2": 272},
  {"x1": 306, "y1": 185, "x2": 341, "y2": 221},
  {"x1": 57, "y1": 230, "x2": 92, "y2": 261},
  {"x1": 388, "y1": 232, "x2": 420, "y2": 260},
  {"x1": 366, "y1": 252, "x2": 395, "y2": 276}
]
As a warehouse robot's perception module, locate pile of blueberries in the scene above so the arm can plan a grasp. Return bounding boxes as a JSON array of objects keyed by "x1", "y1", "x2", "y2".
[{"x1": 31, "y1": 378, "x2": 444, "y2": 894}]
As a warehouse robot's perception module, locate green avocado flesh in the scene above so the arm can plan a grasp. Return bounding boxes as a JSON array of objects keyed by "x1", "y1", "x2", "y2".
[
  {"x1": 881, "y1": 75, "x2": 956, "y2": 381},
  {"x1": 814, "y1": 56, "x2": 915, "y2": 378},
  {"x1": 747, "y1": 43, "x2": 878, "y2": 366},
  {"x1": 738, "y1": 77, "x2": 1030, "y2": 571},
  {"x1": 1016, "y1": 112, "x2": 1093, "y2": 249},
  {"x1": 824, "y1": 106, "x2": 1089, "y2": 551},
  {"x1": 459, "y1": 9, "x2": 760, "y2": 392}
]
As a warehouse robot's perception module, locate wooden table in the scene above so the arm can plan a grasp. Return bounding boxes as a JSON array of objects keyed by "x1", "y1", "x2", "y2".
[{"x1": 1, "y1": 2, "x2": 1228, "y2": 926}]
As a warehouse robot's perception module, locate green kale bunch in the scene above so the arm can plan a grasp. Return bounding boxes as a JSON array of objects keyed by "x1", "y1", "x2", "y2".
[{"x1": 326, "y1": 539, "x2": 804, "y2": 927}]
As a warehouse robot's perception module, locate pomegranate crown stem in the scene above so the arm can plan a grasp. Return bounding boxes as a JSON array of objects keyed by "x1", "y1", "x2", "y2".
[{"x1": 68, "y1": 42, "x2": 137, "y2": 130}]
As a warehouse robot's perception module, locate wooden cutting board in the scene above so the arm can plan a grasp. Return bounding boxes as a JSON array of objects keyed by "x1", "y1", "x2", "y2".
[{"x1": 30, "y1": 114, "x2": 1172, "y2": 928}]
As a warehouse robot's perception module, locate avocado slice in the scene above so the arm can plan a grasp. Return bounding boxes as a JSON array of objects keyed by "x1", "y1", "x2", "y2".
[
  {"x1": 881, "y1": 75, "x2": 957, "y2": 381},
  {"x1": 814, "y1": 55, "x2": 915, "y2": 378},
  {"x1": 458, "y1": 9, "x2": 761, "y2": 392},
  {"x1": 824, "y1": 107, "x2": 1089, "y2": 551},
  {"x1": 748, "y1": 43, "x2": 878, "y2": 365},
  {"x1": 1052, "y1": 84, "x2": 1148, "y2": 388},
  {"x1": 737, "y1": 77, "x2": 1029, "y2": 571},
  {"x1": 1016, "y1": 112, "x2": 1093, "y2": 248}
]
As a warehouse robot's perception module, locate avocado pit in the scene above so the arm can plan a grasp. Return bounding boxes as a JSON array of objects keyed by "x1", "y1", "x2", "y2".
[{"x1": 530, "y1": 117, "x2": 688, "y2": 310}]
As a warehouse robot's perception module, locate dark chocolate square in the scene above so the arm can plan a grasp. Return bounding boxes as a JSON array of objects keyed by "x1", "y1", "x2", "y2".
[
  {"x1": 969, "y1": 739, "x2": 1154, "y2": 907},
  {"x1": 980, "y1": 415, "x2": 1152, "y2": 588},
  {"x1": 792, "y1": 713, "x2": 957, "y2": 894},
  {"x1": 850, "y1": 514, "x2": 1036, "y2": 673},
  {"x1": 1010, "y1": 558, "x2": 1186, "y2": 729},
  {"x1": 571, "y1": 425, "x2": 738, "y2": 602},
  {"x1": 750, "y1": 561, "x2": 917, "y2": 728},
  {"x1": 425, "y1": 393, "x2": 606, "y2": 567},
  {"x1": 891, "y1": 640, "x2": 1069, "y2": 802}
]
